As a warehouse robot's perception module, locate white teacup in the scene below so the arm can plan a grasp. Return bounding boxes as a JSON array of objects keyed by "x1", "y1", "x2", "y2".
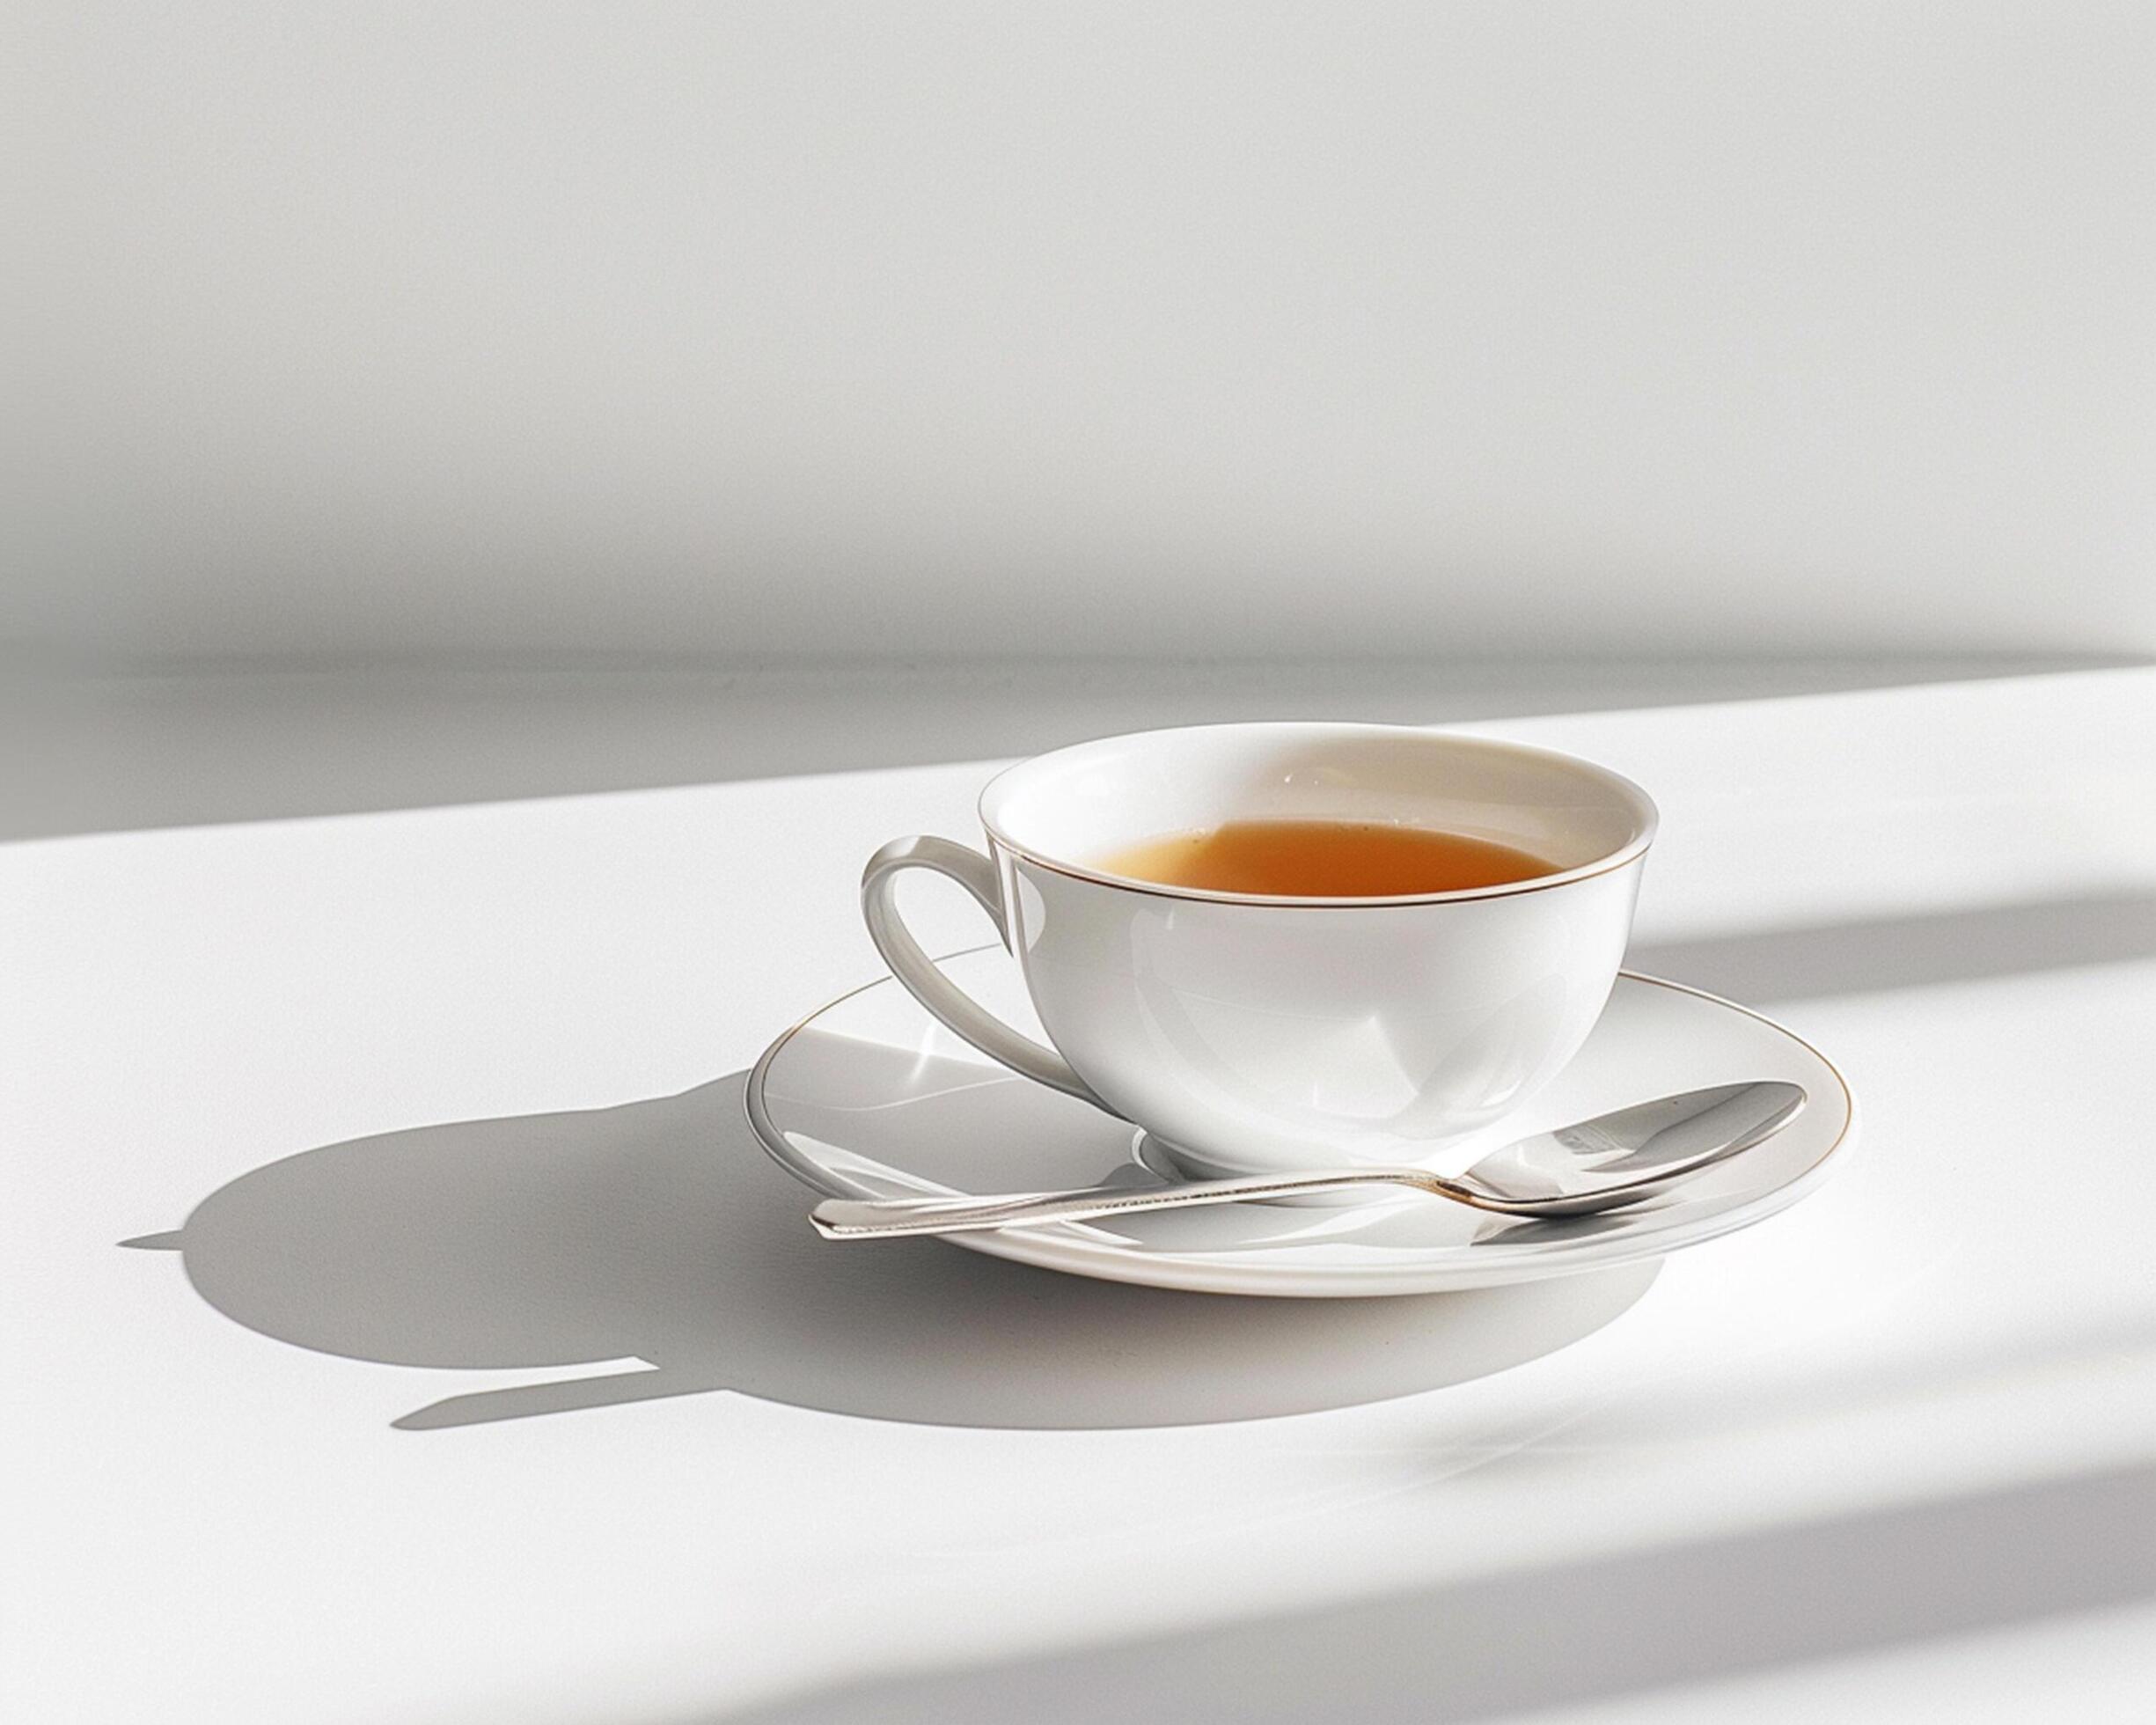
[{"x1": 862, "y1": 723, "x2": 1657, "y2": 1178}]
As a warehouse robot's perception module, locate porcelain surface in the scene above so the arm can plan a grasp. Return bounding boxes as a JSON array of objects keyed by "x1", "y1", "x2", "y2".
[
  {"x1": 865, "y1": 723, "x2": 1658, "y2": 1175},
  {"x1": 748, "y1": 948, "x2": 1857, "y2": 1297}
]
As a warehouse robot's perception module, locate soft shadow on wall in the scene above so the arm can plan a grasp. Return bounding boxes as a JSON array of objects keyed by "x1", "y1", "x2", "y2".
[{"x1": 14, "y1": 653, "x2": 2138, "y2": 840}]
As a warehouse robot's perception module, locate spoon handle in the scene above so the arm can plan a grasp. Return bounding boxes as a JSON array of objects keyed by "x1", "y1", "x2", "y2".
[{"x1": 809, "y1": 1165, "x2": 1508, "y2": 1240}]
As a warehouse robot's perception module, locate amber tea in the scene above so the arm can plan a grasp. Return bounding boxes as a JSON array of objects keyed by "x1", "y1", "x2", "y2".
[{"x1": 1093, "y1": 819, "x2": 1555, "y2": 898}]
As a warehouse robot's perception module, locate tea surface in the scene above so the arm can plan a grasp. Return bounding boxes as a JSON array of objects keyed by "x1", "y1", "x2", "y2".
[{"x1": 1093, "y1": 819, "x2": 1554, "y2": 898}]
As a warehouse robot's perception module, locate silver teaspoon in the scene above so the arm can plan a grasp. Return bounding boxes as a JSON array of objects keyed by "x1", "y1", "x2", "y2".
[{"x1": 809, "y1": 1081, "x2": 1805, "y2": 1241}]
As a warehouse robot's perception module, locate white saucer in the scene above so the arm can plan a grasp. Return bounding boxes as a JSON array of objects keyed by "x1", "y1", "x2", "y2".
[{"x1": 746, "y1": 947, "x2": 1857, "y2": 1297}]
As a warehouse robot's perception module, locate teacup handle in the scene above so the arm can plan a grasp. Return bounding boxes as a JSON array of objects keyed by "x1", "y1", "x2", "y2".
[{"x1": 862, "y1": 836, "x2": 1107, "y2": 1109}]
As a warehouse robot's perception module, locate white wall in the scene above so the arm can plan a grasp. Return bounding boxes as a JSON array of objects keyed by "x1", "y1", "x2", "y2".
[{"x1": 11, "y1": 3, "x2": 2153, "y2": 662}]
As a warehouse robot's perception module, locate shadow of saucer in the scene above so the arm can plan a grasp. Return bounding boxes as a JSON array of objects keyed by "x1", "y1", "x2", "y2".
[{"x1": 124, "y1": 1075, "x2": 1658, "y2": 1431}]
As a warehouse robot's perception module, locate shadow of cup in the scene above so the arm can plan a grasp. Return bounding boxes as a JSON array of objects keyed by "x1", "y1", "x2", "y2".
[{"x1": 127, "y1": 1075, "x2": 1659, "y2": 1430}]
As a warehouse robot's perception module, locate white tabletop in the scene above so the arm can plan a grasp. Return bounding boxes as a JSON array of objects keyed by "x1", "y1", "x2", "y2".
[{"x1": 8, "y1": 666, "x2": 2155, "y2": 1722}]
